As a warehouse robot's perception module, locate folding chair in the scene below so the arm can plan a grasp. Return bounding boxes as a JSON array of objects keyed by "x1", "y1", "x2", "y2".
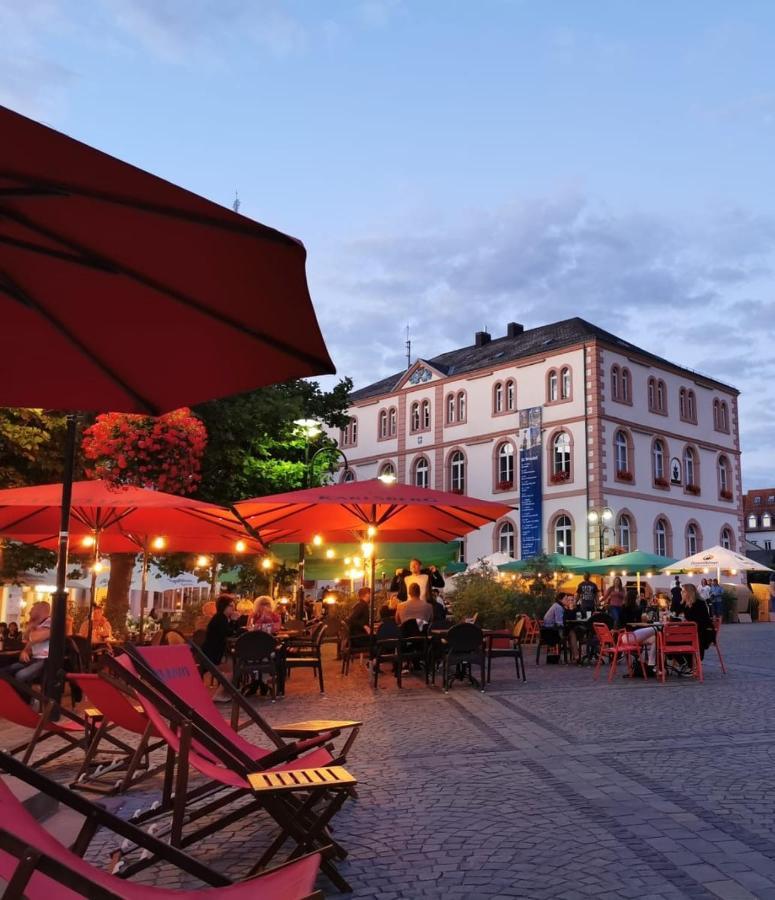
[
  {"x1": 112, "y1": 647, "x2": 359, "y2": 891},
  {"x1": 0, "y1": 750, "x2": 323, "y2": 899},
  {"x1": 67, "y1": 673, "x2": 167, "y2": 795},
  {"x1": 485, "y1": 616, "x2": 527, "y2": 683},
  {"x1": 659, "y1": 622, "x2": 703, "y2": 683},
  {"x1": 0, "y1": 676, "x2": 91, "y2": 768}
]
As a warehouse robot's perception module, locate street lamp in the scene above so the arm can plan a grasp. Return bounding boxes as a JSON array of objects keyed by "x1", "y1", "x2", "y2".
[{"x1": 587, "y1": 506, "x2": 615, "y2": 559}]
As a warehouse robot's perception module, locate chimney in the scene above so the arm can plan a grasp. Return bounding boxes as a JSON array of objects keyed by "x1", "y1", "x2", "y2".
[
  {"x1": 506, "y1": 322, "x2": 524, "y2": 338},
  {"x1": 474, "y1": 330, "x2": 491, "y2": 347}
]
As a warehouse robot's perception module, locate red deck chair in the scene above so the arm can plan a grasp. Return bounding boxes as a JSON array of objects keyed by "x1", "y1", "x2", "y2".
[
  {"x1": 659, "y1": 622, "x2": 703, "y2": 683},
  {"x1": 108, "y1": 652, "x2": 356, "y2": 892},
  {"x1": 67, "y1": 673, "x2": 167, "y2": 794},
  {"x1": 0, "y1": 676, "x2": 88, "y2": 768},
  {"x1": 0, "y1": 751, "x2": 322, "y2": 899},
  {"x1": 710, "y1": 616, "x2": 728, "y2": 674}
]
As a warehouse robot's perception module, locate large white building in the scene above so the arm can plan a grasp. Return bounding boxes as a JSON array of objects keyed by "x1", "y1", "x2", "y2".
[{"x1": 333, "y1": 318, "x2": 743, "y2": 564}]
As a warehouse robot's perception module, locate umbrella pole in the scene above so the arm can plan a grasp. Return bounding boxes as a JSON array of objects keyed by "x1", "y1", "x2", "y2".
[
  {"x1": 296, "y1": 542, "x2": 305, "y2": 620},
  {"x1": 139, "y1": 544, "x2": 149, "y2": 645},
  {"x1": 86, "y1": 531, "x2": 101, "y2": 648},
  {"x1": 45, "y1": 413, "x2": 78, "y2": 702},
  {"x1": 370, "y1": 554, "x2": 377, "y2": 632}
]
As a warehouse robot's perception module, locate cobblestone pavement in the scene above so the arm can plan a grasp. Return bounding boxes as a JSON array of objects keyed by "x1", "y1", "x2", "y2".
[{"x1": 6, "y1": 623, "x2": 775, "y2": 899}]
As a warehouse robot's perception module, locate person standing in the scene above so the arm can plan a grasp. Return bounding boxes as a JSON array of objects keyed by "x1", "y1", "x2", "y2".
[
  {"x1": 670, "y1": 576, "x2": 683, "y2": 615},
  {"x1": 708, "y1": 579, "x2": 724, "y2": 619},
  {"x1": 699, "y1": 578, "x2": 711, "y2": 604},
  {"x1": 603, "y1": 576, "x2": 626, "y2": 627},
  {"x1": 575, "y1": 574, "x2": 599, "y2": 615},
  {"x1": 390, "y1": 558, "x2": 444, "y2": 602}
]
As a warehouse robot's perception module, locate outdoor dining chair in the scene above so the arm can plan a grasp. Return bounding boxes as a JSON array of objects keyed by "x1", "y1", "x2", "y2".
[
  {"x1": 658, "y1": 622, "x2": 703, "y2": 683},
  {"x1": 485, "y1": 615, "x2": 527, "y2": 684},
  {"x1": 0, "y1": 750, "x2": 324, "y2": 900},
  {"x1": 535, "y1": 625, "x2": 568, "y2": 665},
  {"x1": 433, "y1": 623, "x2": 486, "y2": 693},
  {"x1": 233, "y1": 631, "x2": 282, "y2": 700},
  {"x1": 372, "y1": 622, "x2": 426, "y2": 689},
  {"x1": 710, "y1": 616, "x2": 728, "y2": 674},
  {"x1": 284, "y1": 623, "x2": 326, "y2": 693}
]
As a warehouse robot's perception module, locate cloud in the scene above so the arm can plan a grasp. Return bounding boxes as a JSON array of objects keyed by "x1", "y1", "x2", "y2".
[{"x1": 315, "y1": 194, "x2": 775, "y2": 488}]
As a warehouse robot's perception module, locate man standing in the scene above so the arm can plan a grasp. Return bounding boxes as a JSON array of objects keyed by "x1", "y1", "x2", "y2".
[
  {"x1": 575, "y1": 573, "x2": 599, "y2": 614},
  {"x1": 709, "y1": 579, "x2": 724, "y2": 619},
  {"x1": 670, "y1": 576, "x2": 683, "y2": 615},
  {"x1": 390, "y1": 558, "x2": 444, "y2": 602}
]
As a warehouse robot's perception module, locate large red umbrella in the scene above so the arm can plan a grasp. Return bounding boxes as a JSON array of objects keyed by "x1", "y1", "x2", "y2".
[
  {"x1": 0, "y1": 481, "x2": 262, "y2": 641},
  {"x1": 235, "y1": 480, "x2": 515, "y2": 622},
  {"x1": 0, "y1": 105, "x2": 334, "y2": 696}
]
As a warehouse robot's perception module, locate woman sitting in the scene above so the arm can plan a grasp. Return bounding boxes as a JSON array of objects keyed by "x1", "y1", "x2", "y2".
[{"x1": 249, "y1": 596, "x2": 281, "y2": 634}]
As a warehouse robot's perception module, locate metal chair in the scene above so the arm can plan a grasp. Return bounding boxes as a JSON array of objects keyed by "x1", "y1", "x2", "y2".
[
  {"x1": 233, "y1": 631, "x2": 281, "y2": 701},
  {"x1": 285, "y1": 623, "x2": 325, "y2": 693},
  {"x1": 437, "y1": 623, "x2": 486, "y2": 693}
]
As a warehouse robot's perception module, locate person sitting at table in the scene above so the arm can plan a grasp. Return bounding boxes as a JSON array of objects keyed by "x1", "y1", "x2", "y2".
[
  {"x1": 396, "y1": 582, "x2": 433, "y2": 627},
  {"x1": 390, "y1": 558, "x2": 445, "y2": 602},
  {"x1": 429, "y1": 589, "x2": 449, "y2": 626},
  {"x1": 540, "y1": 592, "x2": 566, "y2": 652},
  {"x1": 347, "y1": 587, "x2": 372, "y2": 650},
  {"x1": 249, "y1": 596, "x2": 281, "y2": 634},
  {"x1": 627, "y1": 623, "x2": 659, "y2": 677},
  {"x1": 682, "y1": 583, "x2": 714, "y2": 662},
  {"x1": 80, "y1": 604, "x2": 113, "y2": 643},
  {"x1": 201, "y1": 594, "x2": 239, "y2": 702},
  {"x1": 7, "y1": 601, "x2": 51, "y2": 690},
  {"x1": 6, "y1": 621, "x2": 21, "y2": 647},
  {"x1": 621, "y1": 588, "x2": 642, "y2": 627}
]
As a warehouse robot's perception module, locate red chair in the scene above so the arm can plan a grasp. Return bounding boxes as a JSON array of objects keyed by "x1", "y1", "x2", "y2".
[
  {"x1": 606, "y1": 630, "x2": 649, "y2": 682},
  {"x1": 710, "y1": 616, "x2": 727, "y2": 674},
  {"x1": 0, "y1": 752, "x2": 322, "y2": 899},
  {"x1": 659, "y1": 622, "x2": 703, "y2": 683},
  {"x1": 591, "y1": 622, "x2": 616, "y2": 681}
]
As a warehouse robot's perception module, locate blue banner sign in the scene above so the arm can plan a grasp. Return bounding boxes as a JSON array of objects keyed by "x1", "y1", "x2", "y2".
[{"x1": 519, "y1": 406, "x2": 543, "y2": 559}]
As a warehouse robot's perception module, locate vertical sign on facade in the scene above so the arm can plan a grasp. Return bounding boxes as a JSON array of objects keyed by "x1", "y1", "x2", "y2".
[{"x1": 519, "y1": 406, "x2": 543, "y2": 559}]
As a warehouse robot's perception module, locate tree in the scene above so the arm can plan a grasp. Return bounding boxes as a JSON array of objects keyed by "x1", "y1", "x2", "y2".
[{"x1": 81, "y1": 408, "x2": 208, "y2": 634}]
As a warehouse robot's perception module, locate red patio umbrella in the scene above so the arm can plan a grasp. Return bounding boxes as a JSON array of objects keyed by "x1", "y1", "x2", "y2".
[
  {"x1": 0, "y1": 104, "x2": 333, "y2": 696},
  {"x1": 0, "y1": 480, "x2": 262, "y2": 641},
  {"x1": 235, "y1": 480, "x2": 515, "y2": 622}
]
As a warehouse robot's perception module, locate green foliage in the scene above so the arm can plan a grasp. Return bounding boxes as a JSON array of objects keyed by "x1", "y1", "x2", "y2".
[
  {"x1": 194, "y1": 377, "x2": 353, "y2": 505},
  {"x1": 0, "y1": 408, "x2": 69, "y2": 488},
  {"x1": 0, "y1": 541, "x2": 57, "y2": 583},
  {"x1": 517, "y1": 553, "x2": 567, "y2": 612}
]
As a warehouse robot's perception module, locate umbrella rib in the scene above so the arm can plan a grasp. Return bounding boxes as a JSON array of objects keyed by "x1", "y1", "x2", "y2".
[
  {"x1": 428, "y1": 504, "x2": 501, "y2": 527},
  {"x1": 241, "y1": 503, "x2": 318, "y2": 529},
  {"x1": 0, "y1": 173, "x2": 301, "y2": 249},
  {"x1": 0, "y1": 209, "x2": 335, "y2": 375},
  {"x1": 0, "y1": 509, "x2": 45, "y2": 531},
  {"x1": 0, "y1": 268, "x2": 160, "y2": 413},
  {"x1": 417, "y1": 529, "x2": 453, "y2": 543},
  {"x1": 375, "y1": 504, "x2": 404, "y2": 525}
]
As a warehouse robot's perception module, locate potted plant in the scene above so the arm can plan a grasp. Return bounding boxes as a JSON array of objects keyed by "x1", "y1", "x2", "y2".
[
  {"x1": 616, "y1": 470, "x2": 634, "y2": 482},
  {"x1": 549, "y1": 471, "x2": 570, "y2": 484},
  {"x1": 686, "y1": 483, "x2": 701, "y2": 495},
  {"x1": 497, "y1": 479, "x2": 514, "y2": 490},
  {"x1": 654, "y1": 476, "x2": 669, "y2": 488}
]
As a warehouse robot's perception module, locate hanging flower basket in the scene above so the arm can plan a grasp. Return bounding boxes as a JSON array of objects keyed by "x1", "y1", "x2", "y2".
[
  {"x1": 616, "y1": 470, "x2": 634, "y2": 482},
  {"x1": 549, "y1": 471, "x2": 570, "y2": 484}
]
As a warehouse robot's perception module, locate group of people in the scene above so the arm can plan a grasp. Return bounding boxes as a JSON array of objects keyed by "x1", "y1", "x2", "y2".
[{"x1": 542, "y1": 576, "x2": 717, "y2": 677}]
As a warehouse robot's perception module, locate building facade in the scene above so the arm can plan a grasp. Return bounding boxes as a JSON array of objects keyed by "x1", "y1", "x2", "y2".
[
  {"x1": 333, "y1": 318, "x2": 743, "y2": 564},
  {"x1": 744, "y1": 489, "x2": 775, "y2": 553}
]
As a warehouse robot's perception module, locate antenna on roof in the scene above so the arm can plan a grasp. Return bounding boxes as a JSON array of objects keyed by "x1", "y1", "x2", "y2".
[
  {"x1": 232, "y1": 191, "x2": 240, "y2": 214},
  {"x1": 405, "y1": 325, "x2": 412, "y2": 370}
]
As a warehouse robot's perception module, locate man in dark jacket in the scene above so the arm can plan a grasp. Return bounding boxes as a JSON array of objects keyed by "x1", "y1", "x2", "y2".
[
  {"x1": 347, "y1": 587, "x2": 372, "y2": 650},
  {"x1": 389, "y1": 558, "x2": 444, "y2": 602}
]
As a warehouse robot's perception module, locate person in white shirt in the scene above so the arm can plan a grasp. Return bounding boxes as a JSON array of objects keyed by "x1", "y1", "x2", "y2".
[
  {"x1": 699, "y1": 579, "x2": 711, "y2": 603},
  {"x1": 8, "y1": 600, "x2": 51, "y2": 687}
]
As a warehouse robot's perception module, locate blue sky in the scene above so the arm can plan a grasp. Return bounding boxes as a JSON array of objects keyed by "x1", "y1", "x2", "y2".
[{"x1": 3, "y1": 0, "x2": 774, "y2": 486}]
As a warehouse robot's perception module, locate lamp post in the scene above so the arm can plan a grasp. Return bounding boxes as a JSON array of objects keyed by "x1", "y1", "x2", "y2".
[{"x1": 587, "y1": 506, "x2": 615, "y2": 559}]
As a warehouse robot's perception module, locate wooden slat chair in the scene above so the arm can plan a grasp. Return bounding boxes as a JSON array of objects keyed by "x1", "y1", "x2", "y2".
[{"x1": 0, "y1": 750, "x2": 323, "y2": 900}]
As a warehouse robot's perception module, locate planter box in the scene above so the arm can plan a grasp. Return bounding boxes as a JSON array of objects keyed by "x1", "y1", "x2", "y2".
[
  {"x1": 654, "y1": 477, "x2": 669, "y2": 488},
  {"x1": 686, "y1": 484, "x2": 701, "y2": 495},
  {"x1": 616, "y1": 470, "x2": 634, "y2": 482},
  {"x1": 549, "y1": 472, "x2": 570, "y2": 485},
  {"x1": 497, "y1": 481, "x2": 514, "y2": 490},
  {"x1": 720, "y1": 489, "x2": 733, "y2": 500}
]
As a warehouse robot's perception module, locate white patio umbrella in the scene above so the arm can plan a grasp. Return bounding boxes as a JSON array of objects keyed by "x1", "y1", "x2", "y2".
[{"x1": 662, "y1": 545, "x2": 772, "y2": 582}]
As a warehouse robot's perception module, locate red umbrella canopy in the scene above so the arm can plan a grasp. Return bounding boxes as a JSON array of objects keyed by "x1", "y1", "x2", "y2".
[
  {"x1": 0, "y1": 105, "x2": 334, "y2": 414},
  {"x1": 235, "y1": 480, "x2": 515, "y2": 544},
  {"x1": 0, "y1": 480, "x2": 259, "y2": 553}
]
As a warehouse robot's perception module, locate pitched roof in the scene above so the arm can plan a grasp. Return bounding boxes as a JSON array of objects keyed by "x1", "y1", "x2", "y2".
[{"x1": 349, "y1": 317, "x2": 738, "y2": 402}]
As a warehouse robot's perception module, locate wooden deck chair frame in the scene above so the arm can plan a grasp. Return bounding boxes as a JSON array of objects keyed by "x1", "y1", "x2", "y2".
[{"x1": 0, "y1": 749, "x2": 324, "y2": 900}]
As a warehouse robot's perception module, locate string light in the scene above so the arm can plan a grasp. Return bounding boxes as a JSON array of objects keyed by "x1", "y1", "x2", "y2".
[
  {"x1": 367, "y1": 525, "x2": 377, "y2": 537},
  {"x1": 196, "y1": 555, "x2": 210, "y2": 568},
  {"x1": 325, "y1": 548, "x2": 335, "y2": 559},
  {"x1": 235, "y1": 540, "x2": 247, "y2": 553},
  {"x1": 312, "y1": 534, "x2": 323, "y2": 546},
  {"x1": 261, "y1": 558, "x2": 272, "y2": 570},
  {"x1": 151, "y1": 536, "x2": 166, "y2": 551},
  {"x1": 81, "y1": 535, "x2": 96, "y2": 548}
]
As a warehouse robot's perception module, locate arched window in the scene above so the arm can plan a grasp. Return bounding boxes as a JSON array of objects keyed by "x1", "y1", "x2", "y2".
[
  {"x1": 684, "y1": 446, "x2": 696, "y2": 488},
  {"x1": 653, "y1": 439, "x2": 665, "y2": 482},
  {"x1": 457, "y1": 391, "x2": 467, "y2": 421},
  {"x1": 687, "y1": 390, "x2": 696, "y2": 422},
  {"x1": 410, "y1": 401, "x2": 420, "y2": 432},
  {"x1": 446, "y1": 393, "x2": 455, "y2": 424},
  {"x1": 379, "y1": 462, "x2": 395, "y2": 480},
  {"x1": 713, "y1": 399, "x2": 720, "y2": 430},
  {"x1": 421, "y1": 399, "x2": 431, "y2": 429},
  {"x1": 718, "y1": 455, "x2": 731, "y2": 497},
  {"x1": 560, "y1": 367, "x2": 571, "y2": 400},
  {"x1": 686, "y1": 523, "x2": 698, "y2": 556},
  {"x1": 648, "y1": 377, "x2": 655, "y2": 410},
  {"x1": 548, "y1": 370, "x2": 558, "y2": 402},
  {"x1": 342, "y1": 416, "x2": 358, "y2": 447},
  {"x1": 621, "y1": 368, "x2": 631, "y2": 402},
  {"x1": 615, "y1": 430, "x2": 629, "y2": 474},
  {"x1": 721, "y1": 527, "x2": 733, "y2": 550},
  {"x1": 449, "y1": 451, "x2": 465, "y2": 493},
  {"x1": 679, "y1": 388, "x2": 687, "y2": 420},
  {"x1": 341, "y1": 468, "x2": 355, "y2": 483},
  {"x1": 657, "y1": 380, "x2": 666, "y2": 413},
  {"x1": 655, "y1": 518, "x2": 668, "y2": 556},
  {"x1": 493, "y1": 382, "x2": 504, "y2": 414},
  {"x1": 378, "y1": 409, "x2": 388, "y2": 439},
  {"x1": 611, "y1": 365, "x2": 620, "y2": 401},
  {"x1": 497, "y1": 521, "x2": 515, "y2": 556},
  {"x1": 721, "y1": 401, "x2": 729, "y2": 431},
  {"x1": 553, "y1": 432, "x2": 571, "y2": 476},
  {"x1": 554, "y1": 515, "x2": 573, "y2": 555},
  {"x1": 497, "y1": 442, "x2": 514, "y2": 486},
  {"x1": 506, "y1": 379, "x2": 516, "y2": 410},
  {"x1": 413, "y1": 456, "x2": 430, "y2": 489},
  {"x1": 617, "y1": 514, "x2": 632, "y2": 552},
  {"x1": 389, "y1": 407, "x2": 397, "y2": 436}
]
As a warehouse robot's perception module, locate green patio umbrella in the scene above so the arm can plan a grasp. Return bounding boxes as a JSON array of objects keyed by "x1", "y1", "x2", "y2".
[
  {"x1": 574, "y1": 550, "x2": 676, "y2": 575},
  {"x1": 498, "y1": 553, "x2": 590, "y2": 574}
]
